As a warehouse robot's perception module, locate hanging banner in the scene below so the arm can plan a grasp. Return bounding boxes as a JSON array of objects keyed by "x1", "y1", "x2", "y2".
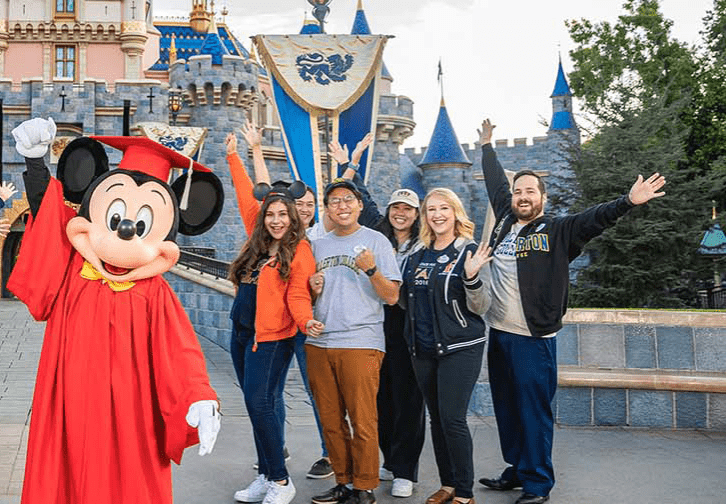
[{"x1": 253, "y1": 34, "x2": 389, "y2": 214}]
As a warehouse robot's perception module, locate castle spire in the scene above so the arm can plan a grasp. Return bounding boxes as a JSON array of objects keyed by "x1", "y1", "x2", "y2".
[
  {"x1": 300, "y1": 11, "x2": 322, "y2": 34},
  {"x1": 169, "y1": 32, "x2": 177, "y2": 62},
  {"x1": 549, "y1": 55, "x2": 577, "y2": 131},
  {"x1": 350, "y1": 0, "x2": 392, "y2": 81},
  {"x1": 551, "y1": 55, "x2": 572, "y2": 97},
  {"x1": 198, "y1": 1, "x2": 229, "y2": 65},
  {"x1": 418, "y1": 95, "x2": 471, "y2": 168}
]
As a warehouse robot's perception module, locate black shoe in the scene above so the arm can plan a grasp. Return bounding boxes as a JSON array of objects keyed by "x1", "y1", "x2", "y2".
[
  {"x1": 514, "y1": 493, "x2": 549, "y2": 504},
  {"x1": 348, "y1": 490, "x2": 375, "y2": 504},
  {"x1": 312, "y1": 484, "x2": 353, "y2": 504},
  {"x1": 253, "y1": 447, "x2": 291, "y2": 470},
  {"x1": 478, "y1": 477, "x2": 522, "y2": 491},
  {"x1": 307, "y1": 458, "x2": 334, "y2": 479}
]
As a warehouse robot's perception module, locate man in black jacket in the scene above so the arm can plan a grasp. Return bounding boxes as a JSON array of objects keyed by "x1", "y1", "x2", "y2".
[{"x1": 476, "y1": 119, "x2": 665, "y2": 504}]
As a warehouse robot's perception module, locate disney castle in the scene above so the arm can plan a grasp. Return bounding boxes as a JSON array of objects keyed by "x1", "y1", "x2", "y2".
[{"x1": 0, "y1": 0, "x2": 579, "y2": 296}]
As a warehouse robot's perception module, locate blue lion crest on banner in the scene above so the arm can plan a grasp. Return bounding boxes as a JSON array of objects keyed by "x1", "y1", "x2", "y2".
[
  {"x1": 296, "y1": 52, "x2": 354, "y2": 85},
  {"x1": 158, "y1": 135, "x2": 188, "y2": 152}
]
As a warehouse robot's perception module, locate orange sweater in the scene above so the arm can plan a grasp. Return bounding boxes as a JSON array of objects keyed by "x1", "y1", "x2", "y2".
[{"x1": 227, "y1": 152, "x2": 315, "y2": 342}]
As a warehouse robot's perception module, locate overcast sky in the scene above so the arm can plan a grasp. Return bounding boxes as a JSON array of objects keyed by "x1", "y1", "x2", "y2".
[{"x1": 154, "y1": 0, "x2": 715, "y2": 151}]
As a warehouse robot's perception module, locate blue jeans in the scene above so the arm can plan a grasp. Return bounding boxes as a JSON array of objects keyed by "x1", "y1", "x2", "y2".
[
  {"x1": 243, "y1": 337, "x2": 295, "y2": 481},
  {"x1": 293, "y1": 331, "x2": 328, "y2": 457},
  {"x1": 230, "y1": 327, "x2": 291, "y2": 475},
  {"x1": 488, "y1": 328, "x2": 557, "y2": 497}
]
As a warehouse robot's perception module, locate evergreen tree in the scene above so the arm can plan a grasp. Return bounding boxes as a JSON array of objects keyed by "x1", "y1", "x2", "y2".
[{"x1": 565, "y1": 0, "x2": 718, "y2": 308}]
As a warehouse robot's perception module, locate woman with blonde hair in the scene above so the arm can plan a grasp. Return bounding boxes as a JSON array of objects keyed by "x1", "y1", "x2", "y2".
[{"x1": 399, "y1": 187, "x2": 492, "y2": 504}]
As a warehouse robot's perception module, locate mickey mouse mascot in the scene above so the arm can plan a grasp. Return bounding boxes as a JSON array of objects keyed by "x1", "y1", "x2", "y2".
[{"x1": 9, "y1": 118, "x2": 224, "y2": 504}]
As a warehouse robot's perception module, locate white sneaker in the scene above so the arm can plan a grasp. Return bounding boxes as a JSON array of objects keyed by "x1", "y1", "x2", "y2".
[
  {"x1": 379, "y1": 467, "x2": 394, "y2": 481},
  {"x1": 391, "y1": 478, "x2": 413, "y2": 498},
  {"x1": 262, "y1": 478, "x2": 296, "y2": 504},
  {"x1": 234, "y1": 474, "x2": 268, "y2": 502}
]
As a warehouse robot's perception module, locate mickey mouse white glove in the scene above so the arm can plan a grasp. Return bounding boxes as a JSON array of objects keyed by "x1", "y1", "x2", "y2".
[
  {"x1": 185, "y1": 399, "x2": 221, "y2": 456},
  {"x1": 12, "y1": 117, "x2": 57, "y2": 158}
]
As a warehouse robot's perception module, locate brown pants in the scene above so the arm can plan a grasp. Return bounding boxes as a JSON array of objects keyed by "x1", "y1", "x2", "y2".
[{"x1": 306, "y1": 345, "x2": 384, "y2": 490}]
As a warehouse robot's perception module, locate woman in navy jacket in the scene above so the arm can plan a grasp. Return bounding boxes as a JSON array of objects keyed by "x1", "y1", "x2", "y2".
[{"x1": 399, "y1": 187, "x2": 492, "y2": 504}]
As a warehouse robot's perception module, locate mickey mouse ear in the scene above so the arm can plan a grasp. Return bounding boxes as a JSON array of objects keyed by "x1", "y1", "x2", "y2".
[
  {"x1": 289, "y1": 180, "x2": 307, "y2": 199},
  {"x1": 170, "y1": 171, "x2": 225, "y2": 236},
  {"x1": 57, "y1": 137, "x2": 109, "y2": 204},
  {"x1": 253, "y1": 183, "x2": 272, "y2": 202}
]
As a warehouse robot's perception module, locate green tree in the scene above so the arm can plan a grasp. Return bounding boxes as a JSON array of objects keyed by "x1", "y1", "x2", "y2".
[{"x1": 564, "y1": 0, "x2": 718, "y2": 308}]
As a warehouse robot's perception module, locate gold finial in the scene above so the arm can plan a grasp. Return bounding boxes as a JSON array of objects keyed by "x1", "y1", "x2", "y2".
[
  {"x1": 440, "y1": 96, "x2": 445, "y2": 107},
  {"x1": 713, "y1": 200, "x2": 717, "y2": 220},
  {"x1": 190, "y1": 0, "x2": 212, "y2": 33},
  {"x1": 357, "y1": 0, "x2": 363, "y2": 10},
  {"x1": 169, "y1": 32, "x2": 177, "y2": 62}
]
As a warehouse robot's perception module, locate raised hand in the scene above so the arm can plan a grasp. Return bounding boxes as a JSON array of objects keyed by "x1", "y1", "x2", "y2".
[
  {"x1": 328, "y1": 140, "x2": 350, "y2": 165},
  {"x1": 0, "y1": 181, "x2": 17, "y2": 201},
  {"x1": 628, "y1": 173, "x2": 666, "y2": 205},
  {"x1": 477, "y1": 118, "x2": 496, "y2": 146},
  {"x1": 240, "y1": 118, "x2": 262, "y2": 148},
  {"x1": 464, "y1": 242, "x2": 493, "y2": 280},
  {"x1": 12, "y1": 117, "x2": 57, "y2": 158},
  {"x1": 351, "y1": 132, "x2": 374, "y2": 165},
  {"x1": 225, "y1": 132, "x2": 237, "y2": 156}
]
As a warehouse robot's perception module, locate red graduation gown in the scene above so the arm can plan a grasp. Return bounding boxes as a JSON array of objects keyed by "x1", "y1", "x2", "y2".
[{"x1": 8, "y1": 178, "x2": 217, "y2": 504}]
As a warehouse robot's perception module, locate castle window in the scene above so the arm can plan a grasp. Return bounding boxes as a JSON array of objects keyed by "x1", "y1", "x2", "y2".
[
  {"x1": 55, "y1": 46, "x2": 76, "y2": 79},
  {"x1": 55, "y1": 0, "x2": 75, "y2": 17}
]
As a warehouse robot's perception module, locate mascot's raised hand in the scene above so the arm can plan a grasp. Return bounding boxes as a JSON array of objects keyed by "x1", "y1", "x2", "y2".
[{"x1": 12, "y1": 117, "x2": 56, "y2": 158}]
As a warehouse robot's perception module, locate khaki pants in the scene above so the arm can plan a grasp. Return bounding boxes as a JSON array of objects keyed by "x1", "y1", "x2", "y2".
[{"x1": 306, "y1": 345, "x2": 384, "y2": 490}]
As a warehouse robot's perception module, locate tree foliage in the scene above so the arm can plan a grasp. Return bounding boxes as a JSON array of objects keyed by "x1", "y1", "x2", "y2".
[{"x1": 564, "y1": 0, "x2": 726, "y2": 308}]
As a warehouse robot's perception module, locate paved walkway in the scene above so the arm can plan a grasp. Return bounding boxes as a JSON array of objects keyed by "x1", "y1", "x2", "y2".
[{"x1": 1, "y1": 298, "x2": 725, "y2": 504}]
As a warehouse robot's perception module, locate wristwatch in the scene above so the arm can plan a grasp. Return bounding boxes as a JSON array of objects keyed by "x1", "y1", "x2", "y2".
[
  {"x1": 348, "y1": 162, "x2": 360, "y2": 173},
  {"x1": 365, "y1": 266, "x2": 377, "y2": 277}
]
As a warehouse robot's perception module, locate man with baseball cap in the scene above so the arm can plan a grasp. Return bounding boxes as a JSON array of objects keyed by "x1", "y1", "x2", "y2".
[{"x1": 306, "y1": 177, "x2": 402, "y2": 504}]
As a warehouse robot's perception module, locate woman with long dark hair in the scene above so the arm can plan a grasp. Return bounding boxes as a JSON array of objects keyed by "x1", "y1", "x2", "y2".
[{"x1": 226, "y1": 131, "x2": 324, "y2": 504}]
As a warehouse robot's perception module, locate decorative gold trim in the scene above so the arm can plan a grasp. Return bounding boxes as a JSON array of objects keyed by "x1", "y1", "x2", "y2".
[
  {"x1": 252, "y1": 34, "x2": 390, "y2": 115},
  {"x1": 121, "y1": 21, "x2": 147, "y2": 34}
]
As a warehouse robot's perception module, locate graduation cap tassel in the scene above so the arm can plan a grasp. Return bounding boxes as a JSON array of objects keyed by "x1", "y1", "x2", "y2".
[{"x1": 180, "y1": 156, "x2": 193, "y2": 211}]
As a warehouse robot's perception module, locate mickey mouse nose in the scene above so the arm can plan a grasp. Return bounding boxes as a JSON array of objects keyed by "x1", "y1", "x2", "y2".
[{"x1": 117, "y1": 219, "x2": 137, "y2": 240}]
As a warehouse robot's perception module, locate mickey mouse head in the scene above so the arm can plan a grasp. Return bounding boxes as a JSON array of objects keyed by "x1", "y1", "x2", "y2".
[{"x1": 57, "y1": 136, "x2": 224, "y2": 283}]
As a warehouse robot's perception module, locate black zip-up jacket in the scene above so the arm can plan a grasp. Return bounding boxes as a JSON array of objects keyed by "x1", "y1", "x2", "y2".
[
  {"x1": 482, "y1": 143, "x2": 635, "y2": 337},
  {"x1": 400, "y1": 237, "x2": 490, "y2": 357}
]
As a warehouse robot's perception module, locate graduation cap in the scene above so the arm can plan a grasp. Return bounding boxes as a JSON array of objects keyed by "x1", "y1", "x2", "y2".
[{"x1": 57, "y1": 135, "x2": 224, "y2": 236}]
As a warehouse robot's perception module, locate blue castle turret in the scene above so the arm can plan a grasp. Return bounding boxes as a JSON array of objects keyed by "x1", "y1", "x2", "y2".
[
  {"x1": 418, "y1": 97, "x2": 472, "y2": 212},
  {"x1": 300, "y1": 17, "x2": 322, "y2": 34},
  {"x1": 549, "y1": 56, "x2": 577, "y2": 133},
  {"x1": 351, "y1": 0, "x2": 392, "y2": 81}
]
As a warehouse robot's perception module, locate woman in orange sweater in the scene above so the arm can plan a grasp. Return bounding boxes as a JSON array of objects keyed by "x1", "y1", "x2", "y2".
[{"x1": 226, "y1": 131, "x2": 324, "y2": 504}]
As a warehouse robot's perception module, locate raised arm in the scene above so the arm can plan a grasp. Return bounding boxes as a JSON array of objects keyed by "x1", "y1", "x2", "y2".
[
  {"x1": 478, "y1": 119, "x2": 513, "y2": 220},
  {"x1": 225, "y1": 132, "x2": 259, "y2": 237},
  {"x1": 329, "y1": 133, "x2": 382, "y2": 228},
  {"x1": 240, "y1": 118, "x2": 270, "y2": 185},
  {"x1": 562, "y1": 173, "x2": 665, "y2": 259}
]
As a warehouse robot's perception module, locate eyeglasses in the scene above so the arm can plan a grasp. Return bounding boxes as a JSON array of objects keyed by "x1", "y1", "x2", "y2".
[{"x1": 327, "y1": 194, "x2": 357, "y2": 208}]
